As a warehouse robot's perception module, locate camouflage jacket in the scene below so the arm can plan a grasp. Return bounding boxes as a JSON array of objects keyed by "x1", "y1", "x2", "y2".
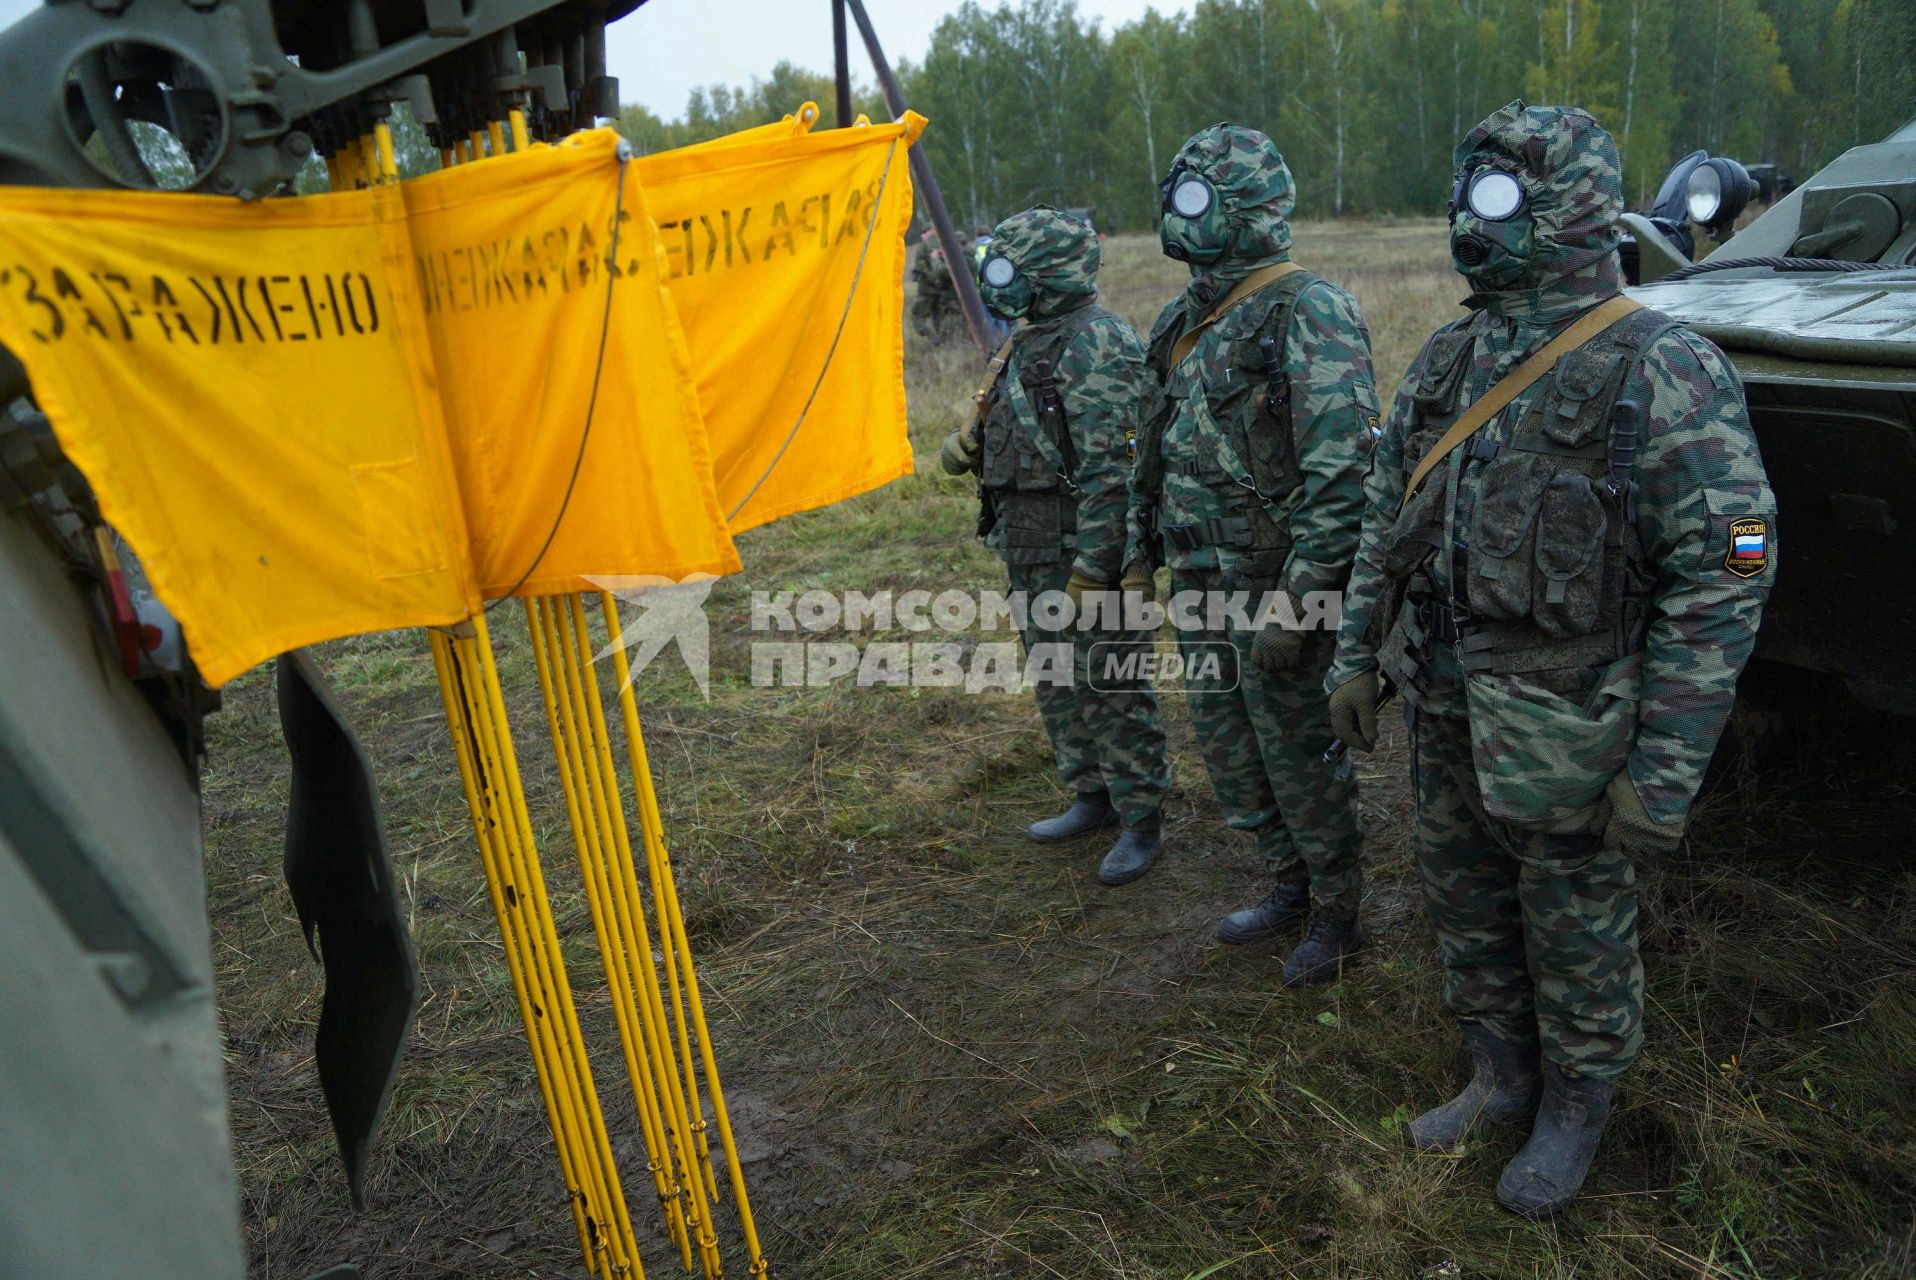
[
  {"x1": 1329, "y1": 283, "x2": 1777, "y2": 826},
  {"x1": 970, "y1": 298, "x2": 1146, "y2": 577},
  {"x1": 1128, "y1": 266, "x2": 1379, "y2": 596},
  {"x1": 912, "y1": 240, "x2": 954, "y2": 297}
]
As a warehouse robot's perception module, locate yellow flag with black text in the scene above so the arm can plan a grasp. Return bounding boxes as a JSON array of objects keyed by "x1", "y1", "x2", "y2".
[
  {"x1": 402, "y1": 129, "x2": 740, "y2": 599},
  {"x1": 0, "y1": 182, "x2": 476, "y2": 685},
  {"x1": 639, "y1": 112, "x2": 924, "y2": 532}
]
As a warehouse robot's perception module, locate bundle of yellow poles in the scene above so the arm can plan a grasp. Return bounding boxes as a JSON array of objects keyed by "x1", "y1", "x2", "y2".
[{"x1": 337, "y1": 117, "x2": 766, "y2": 1278}]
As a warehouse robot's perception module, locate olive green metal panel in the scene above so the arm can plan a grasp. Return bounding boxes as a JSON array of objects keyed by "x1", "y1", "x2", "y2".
[
  {"x1": 0, "y1": 504, "x2": 242, "y2": 1278},
  {"x1": 1629, "y1": 273, "x2": 1916, "y2": 368}
]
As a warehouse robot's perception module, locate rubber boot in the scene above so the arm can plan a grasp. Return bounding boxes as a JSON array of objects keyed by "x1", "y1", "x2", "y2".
[
  {"x1": 1096, "y1": 824, "x2": 1163, "y2": 886},
  {"x1": 1496, "y1": 1065, "x2": 1617, "y2": 1218},
  {"x1": 1406, "y1": 1023, "x2": 1542, "y2": 1152},
  {"x1": 1215, "y1": 878, "x2": 1311, "y2": 945},
  {"x1": 1279, "y1": 914, "x2": 1359, "y2": 987},
  {"x1": 1026, "y1": 789, "x2": 1117, "y2": 843}
]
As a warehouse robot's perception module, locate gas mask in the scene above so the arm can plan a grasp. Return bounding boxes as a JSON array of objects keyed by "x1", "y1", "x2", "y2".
[
  {"x1": 977, "y1": 252, "x2": 1034, "y2": 320},
  {"x1": 1157, "y1": 165, "x2": 1231, "y2": 266},
  {"x1": 1449, "y1": 164, "x2": 1535, "y2": 291}
]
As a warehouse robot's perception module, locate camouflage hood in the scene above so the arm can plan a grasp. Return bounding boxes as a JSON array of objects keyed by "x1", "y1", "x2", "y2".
[
  {"x1": 1452, "y1": 101, "x2": 1625, "y2": 320},
  {"x1": 1166, "y1": 123, "x2": 1295, "y2": 308},
  {"x1": 986, "y1": 206, "x2": 1099, "y2": 321}
]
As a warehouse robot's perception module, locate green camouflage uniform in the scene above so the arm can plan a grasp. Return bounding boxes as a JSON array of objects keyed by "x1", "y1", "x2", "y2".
[
  {"x1": 1130, "y1": 125, "x2": 1379, "y2": 919},
  {"x1": 1328, "y1": 103, "x2": 1777, "y2": 1078},
  {"x1": 963, "y1": 207, "x2": 1170, "y2": 828},
  {"x1": 911, "y1": 238, "x2": 959, "y2": 338}
]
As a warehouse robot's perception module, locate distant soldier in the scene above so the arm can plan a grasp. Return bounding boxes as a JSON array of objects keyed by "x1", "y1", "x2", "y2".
[
  {"x1": 1130, "y1": 124, "x2": 1380, "y2": 986},
  {"x1": 940, "y1": 206, "x2": 1171, "y2": 885},
  {"x1": 1327, "y1": 102, "x2": 1777, "y2": 1217},
  {"x1": 910, "y1": 236, "x2": 959, "y2": 339}
]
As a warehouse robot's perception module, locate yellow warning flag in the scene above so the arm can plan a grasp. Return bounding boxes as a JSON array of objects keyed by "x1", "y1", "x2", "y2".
[
  {"x1": 0, "y1": 183, "x2": 476, "y2": 686},
  {"x1": 638, "y1": 111, "x2": 925, "y2": 532},
  {"x1": 402, "y1": 129, "x2": 740, "y2": 598}
]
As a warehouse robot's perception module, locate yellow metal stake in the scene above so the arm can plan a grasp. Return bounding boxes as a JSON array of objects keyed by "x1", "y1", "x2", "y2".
[
  {"x1": 601, "y1": 593, "x2": 770, "y2": 1277},
  {"x1": 430, "y1": 631, "x2": 601, "y2": 1274},
  {"x1": 552, "y1": 595, "x2": 727, "y2": 1277},
  {"x1": 466, "y1": 612, "x2": 643, "y2": 1275},
  {"x1": 526, "y1": 596, "x2": 698, "y2": 1270}
]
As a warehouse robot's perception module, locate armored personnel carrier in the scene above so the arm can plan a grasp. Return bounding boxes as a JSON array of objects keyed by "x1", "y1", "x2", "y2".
[{"x1": 1625, "y1": 118, "x2": 1916, "y2": 714}]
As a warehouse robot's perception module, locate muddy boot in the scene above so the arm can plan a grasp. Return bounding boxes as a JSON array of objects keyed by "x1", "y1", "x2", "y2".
[
  {"x1": 1096, "y1": 824, "x2": 1163, "y2": 886},
  {"x1": 1406, "y1": 1023, "x2": 1542, "y2": 1152},
  {"x1": 1026, "y1": 789, "x2": 1117, "y2": 843},
  {"x1": 1280, "y1": 914, "x2": 1359, "y2": 988},
  {"x1": 1215, "y1": 878, "x2": 1311, "y2": 945},
  {"x1": 1496, "y1": 1065, "x2": 1616, "y2": 1218}
]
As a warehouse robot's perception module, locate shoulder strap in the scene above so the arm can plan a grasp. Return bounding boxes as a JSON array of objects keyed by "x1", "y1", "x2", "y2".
[
  {"x1": 971, "y1": 333, "x2": 1017, "y2": 426},
  {"x1": 1398, "y1": 295, "x2": 1641, "y2": 513},
  {"x1": 1168, "y1": 261, "x2": 1307, "y2": 370}
]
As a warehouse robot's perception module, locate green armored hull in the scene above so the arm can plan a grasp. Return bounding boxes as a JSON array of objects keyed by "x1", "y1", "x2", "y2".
[{"x1": 1628, "y1": 119, "x2": 1916, "y2": 713}]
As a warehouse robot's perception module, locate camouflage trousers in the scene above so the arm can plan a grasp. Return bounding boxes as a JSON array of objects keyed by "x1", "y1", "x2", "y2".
[
  {"x1": 1171, "y1": 567, "x2": 1362, "y2": 918},
  {"x1": 1008, "y1": 559, "x2": 1170, "y2": 829},
  {"x1": 1411, "y1": 709, "x2": 1644, "y2": 1079},
  {"x1": 912, "y1": 289, "x2": 958, "y2": 338}
]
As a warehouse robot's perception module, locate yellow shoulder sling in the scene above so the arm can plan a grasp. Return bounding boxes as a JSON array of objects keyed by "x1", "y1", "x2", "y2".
[{"x1": 1399, "y1": 295, "x2": 1641, "y2": 513}]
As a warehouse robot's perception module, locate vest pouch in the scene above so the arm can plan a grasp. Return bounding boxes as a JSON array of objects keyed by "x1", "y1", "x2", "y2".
[
  {"x1": 1539, "y1": 350, "x2": 1625, "y2": 449},
  {"x1": 979, "y1": 393, "x2": 1021, "y2": 489},
  {"x1": 1466, "y1": 452, "x2": 1552, "y2": 621},
  {"x1": 996, "y1": 491, "x2": 1075, "y2": 565},
  {"x1": 1532, "y1": 472, "x2": 1608, "y2": 637},
  {"x1": 1465, "y1": 649, "x2": 1641, "y2": 834},
  {"x1": 1226, "y1": 328, "x2": 1302, "y2": 502},
  {"x1": 1411, "y1": 330, "x2": 1473, "y2": 419}
]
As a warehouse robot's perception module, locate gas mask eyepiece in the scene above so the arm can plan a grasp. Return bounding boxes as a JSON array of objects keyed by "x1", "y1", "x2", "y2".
[
  {"x1": 1160, "y1": 168, "x2": 1215, "y2": 219},
  {"x1": 977, "y1": 252, "x2": 1034, "y2": 319},
  {"x1": 1451, "y1": 167, "x2": 1527, "y2": 224}
]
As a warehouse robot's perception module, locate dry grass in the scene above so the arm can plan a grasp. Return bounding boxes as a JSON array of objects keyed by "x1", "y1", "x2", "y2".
[{"x1": 207, "y1": 227, "x2": 1915, "y2": 1279}]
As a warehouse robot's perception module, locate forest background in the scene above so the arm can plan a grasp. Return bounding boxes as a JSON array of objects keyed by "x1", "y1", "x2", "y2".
[{"x1": 613, "y1": 0, "x2": 1916, "y2": 231}]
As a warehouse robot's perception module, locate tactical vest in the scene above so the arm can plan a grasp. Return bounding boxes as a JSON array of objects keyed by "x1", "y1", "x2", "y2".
[
  {"x1": 1377, "y1": 306, "x2": 1681, "y2": 701},
  {"x1": 977, "y1": 302, "x2": 1100, "y2": 565},
  {"x1": 1133, "y1": 271, "x2": 1318, "y2": 578}
]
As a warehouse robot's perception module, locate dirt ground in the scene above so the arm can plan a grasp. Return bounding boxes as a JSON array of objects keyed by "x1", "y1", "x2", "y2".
[{"x1": 207, "y1": 225, "x2": 1916, "y2": 1279}]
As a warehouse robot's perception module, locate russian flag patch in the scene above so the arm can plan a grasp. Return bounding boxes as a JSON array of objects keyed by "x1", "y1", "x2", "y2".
[{"x1": 1725, "y1": 516, "x2": 1769, "y2": 578}]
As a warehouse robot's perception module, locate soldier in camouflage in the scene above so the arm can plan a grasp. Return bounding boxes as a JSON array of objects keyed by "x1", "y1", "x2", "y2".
[
  {"x1": 910, "y1": 235, "x2": 959, "y2": 340},
  {"x1": 1326, "y1": 102, "x2": 1777, "y2": 1217},
  {"x1": 1128, "y1": 124, "x2": 1381, "y2": 985},
  {"x1": 940, "y1": 206, "x2": 1171, "y2": 885}
]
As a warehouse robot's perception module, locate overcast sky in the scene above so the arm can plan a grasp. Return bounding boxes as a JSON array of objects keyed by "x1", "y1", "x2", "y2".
[
  {"x1": 0, "y1": 0, "x2": 1191, "y2": 120},
  {"x1": 609, "y1": 0, "x2": 1189, "y2": 118}
]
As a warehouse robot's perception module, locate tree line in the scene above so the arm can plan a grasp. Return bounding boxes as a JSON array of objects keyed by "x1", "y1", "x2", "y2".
[{"x1": 619, "y1": 0, "x2": 1916, "y2": 230}]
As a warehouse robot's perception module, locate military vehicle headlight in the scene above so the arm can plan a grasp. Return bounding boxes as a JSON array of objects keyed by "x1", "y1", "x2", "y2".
[
  {"x1": 1686, "y1": 165, "x2": 1724, "y2": 224},
  {"x1": 1686, "y1": 157, "x2": 1754, "y2": 231},
  {"x1": 981, "y1": 255, "x2": 1017, "y2": 288}
]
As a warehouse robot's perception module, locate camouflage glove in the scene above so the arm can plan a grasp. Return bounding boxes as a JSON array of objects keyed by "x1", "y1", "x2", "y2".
[
  {"x1": 1327, "y1": 670, "x2": 1379, "y2": 754},
  {"x1": 1592, "y1": 770, "x2": 1685, "y2": 856},
  {"x1": 1120, "y1": 561, "x2": 1156, "y2": 605},
  {"x1": 938, "y1": 422, "x2": 980, "y2": 475}
]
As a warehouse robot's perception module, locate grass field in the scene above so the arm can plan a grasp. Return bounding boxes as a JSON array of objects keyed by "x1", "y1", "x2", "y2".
[{"x1": 207, "y1": 225, "x2": 1916, "y2": 1279}]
